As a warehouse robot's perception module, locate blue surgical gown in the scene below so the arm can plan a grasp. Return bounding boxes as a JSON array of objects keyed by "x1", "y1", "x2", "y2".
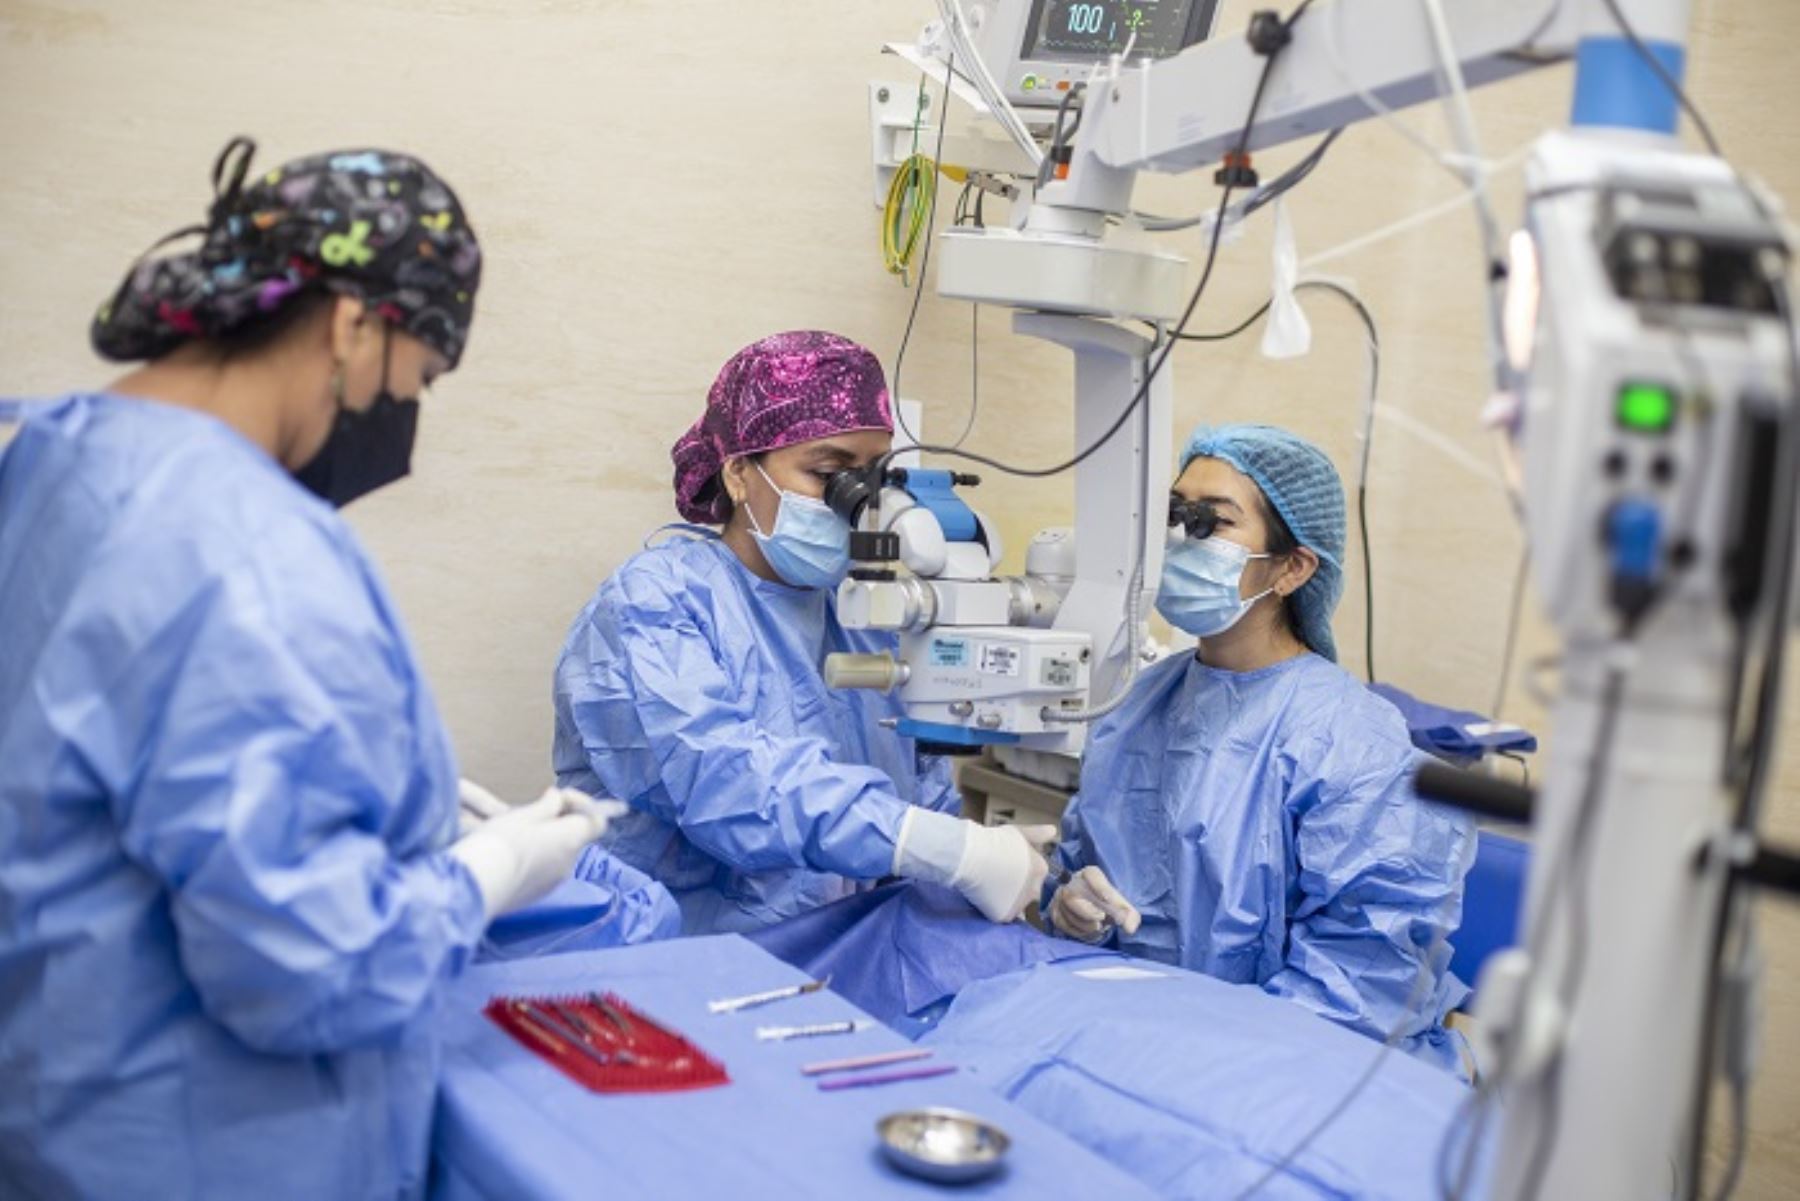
[
  {"x1": 552, "y1": 535, "x2": 960, "y2": 934},
  {"x1": 0, "y1": 394, "x2": 651, "y2": 1201},
  {"x1": 1054, "y1": 651, "x2": 1475, "y2": 1071}
]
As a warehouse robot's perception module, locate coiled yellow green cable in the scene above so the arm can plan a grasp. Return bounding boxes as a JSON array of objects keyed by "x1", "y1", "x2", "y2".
[{"x1": 882, "y1": 151, "x2": 937, "y2": 282}]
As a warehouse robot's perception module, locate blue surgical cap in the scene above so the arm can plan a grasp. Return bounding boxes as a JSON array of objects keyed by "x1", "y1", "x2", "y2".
[{"x1": 1179, "y1": 423, "x2": 1347, "y2": 661}]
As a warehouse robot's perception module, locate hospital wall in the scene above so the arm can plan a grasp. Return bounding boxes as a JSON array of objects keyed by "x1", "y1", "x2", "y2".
[{"x1": 0, "y1": 0, "x2": 1796, "y2": 1193}]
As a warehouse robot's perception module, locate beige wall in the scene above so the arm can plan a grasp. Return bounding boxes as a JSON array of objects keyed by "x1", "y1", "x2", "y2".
[{"x1": 2, "y1": 0, "x2": 1797, "y2": 1193}]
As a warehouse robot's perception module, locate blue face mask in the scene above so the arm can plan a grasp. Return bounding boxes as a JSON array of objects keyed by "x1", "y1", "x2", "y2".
[
  {"x1": 747, "y1": 463, "x2": 852, "y2": 589},
  {"x1": 1155, "y1": 534, "x2": 1276, "y2": 638}
]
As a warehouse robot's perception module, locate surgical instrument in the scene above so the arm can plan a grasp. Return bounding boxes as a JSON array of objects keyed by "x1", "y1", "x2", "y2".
[
  {"x1": 802, "y1": 1049, "x2": 935, "y2": 1077},
  {"x1": 708, "y1": 975, "x2": 832, "y2": 1014},
  {"x1": 756, "y1": 1019, "x2": 874, "y2": 1042}
]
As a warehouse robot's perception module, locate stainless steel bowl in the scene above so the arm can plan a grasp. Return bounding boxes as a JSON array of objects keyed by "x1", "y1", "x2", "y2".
[{"x1": 877, "y1": 1107, "x2": 1012, "y2": 1184}]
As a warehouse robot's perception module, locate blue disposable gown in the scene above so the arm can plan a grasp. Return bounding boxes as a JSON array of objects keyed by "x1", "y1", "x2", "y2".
[
  {"x1": 1054, "y1": 651, "x2": 1475, "y2": 1071},
  {"x1": 552, "y1": 535, "x2": 960, "y2": 934},
  {"x1": 0, "y1": 394, "x2": 652, "y2": 1200}
]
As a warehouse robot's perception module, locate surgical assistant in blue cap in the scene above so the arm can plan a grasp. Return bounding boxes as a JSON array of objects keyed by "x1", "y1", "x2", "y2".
[
  {"x1": 1046, "y1": 423, "x2": 1475, "y2": 1072},
  {"x1": 0, "y1": 138, "x2": 665, "y2": 1201},
  {"x1": 553, "y1": 331, "x2": 1052, "y2": 935}
]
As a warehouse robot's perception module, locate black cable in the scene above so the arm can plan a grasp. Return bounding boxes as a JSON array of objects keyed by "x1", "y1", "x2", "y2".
[
  {"x1": 1357, "y1": 479, "x2": 1376, "y2": 682},
  {"x1": 1598, "y1": 0, "x2": 1723, "y2": 156},
  {"x1": 889, "y1": 51, "x2": 956, "y2": 448},
  {"x1": 1061, "y1": 101, "x2": 1085, "y2": 144},
  {"x1": 1498, "y1": 749, "x2": 1531, "y2": 791},
  {"x1": 948, "y1": 302, "x2": 980, "y2": 450},
  {"x1": 1234, "y1": 1034, "x2": 1401, "y2": 1199},
  {"x1": 1492, "y1": 546, "x2": 1531, "y2": 721},
  {"x1": 1242, "y1": 128, "x2": 1343, "y2": 217},
  {"x1": 931, "y1": 185, "x2": 982, "y2": 449},
  {"x1": 1726, "y1": 285, "x2": 1800, "y2": 906},
  {"x1": 1037, "y1": 83, "x2": 1088, "y2": 190},
  {"x1": 878, "y1": 0, "x2": 1320, "y2": 484},
  {"x1": 1154, "y1": 299, "x2": 1273, "y2": 342},
  {"x1": 1233, "y1": 932, "x2": 1450, "y2": 1200},
  {"x1": 1131, "y1": 128, "x2": 1342, "y2": 232},
  {"x1": 930, "y1": 182, "x2": 982, "y2": 449},
  {"x1": 1290, "y1": 279, "x2": 1380, "y2": 685},
  {"x1": 933, "y1": 57, "x2": 982, "y2": 95}
]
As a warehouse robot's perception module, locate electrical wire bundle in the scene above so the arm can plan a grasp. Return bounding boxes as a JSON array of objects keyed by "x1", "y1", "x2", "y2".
[
  {"x1": 881, "y1": 77, "x2": 938, "y2": 283},
  {"x1": 881, "y1": 154, "x2": 936, "y2": 283}
]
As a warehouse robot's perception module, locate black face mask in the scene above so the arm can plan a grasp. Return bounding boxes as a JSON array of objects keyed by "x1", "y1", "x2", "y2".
[
  {"x1": 293, "y1": 390, "x2": 420, "y2": 508},
  {"x1": 295, "y1": 329, "x2": 422, "y2": 508}
]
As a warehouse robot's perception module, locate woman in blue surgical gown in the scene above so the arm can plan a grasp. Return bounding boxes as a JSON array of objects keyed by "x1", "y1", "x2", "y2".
[
  {"x1": 0, "y1": 141, "x2": 667, "y2": 1201},
  {"x1": 553, "y1": 331, "x2": 1052, "y2": 935},
  {"x1": 1046, "y1": 423, "x2": 1475, "y2": 1072}
]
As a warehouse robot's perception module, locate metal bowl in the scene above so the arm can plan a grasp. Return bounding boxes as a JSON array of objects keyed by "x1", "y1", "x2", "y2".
[{"x1": 877, "y1": 1107, "x2": 1012, "y2": 1184}]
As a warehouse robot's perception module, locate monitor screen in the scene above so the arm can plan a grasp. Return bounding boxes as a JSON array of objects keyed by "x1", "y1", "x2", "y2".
[{"x1": 1021, "y1": 0, "x2": 1204, "y2": 64}]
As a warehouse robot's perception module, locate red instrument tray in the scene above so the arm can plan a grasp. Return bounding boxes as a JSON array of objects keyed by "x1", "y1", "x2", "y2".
[{"x1": 485, "y1": 991, "x2": 729, "y2": 1094}]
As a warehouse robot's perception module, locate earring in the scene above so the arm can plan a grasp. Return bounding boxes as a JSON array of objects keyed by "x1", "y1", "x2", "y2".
[{"x1": 330, "y1": 363, "x2": 346, "y2": 408}]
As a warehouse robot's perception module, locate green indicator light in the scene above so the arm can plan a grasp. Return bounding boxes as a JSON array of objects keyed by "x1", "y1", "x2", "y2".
[{"x1": 1617, "y1": 383, "x2": 1677, "y2": 432}]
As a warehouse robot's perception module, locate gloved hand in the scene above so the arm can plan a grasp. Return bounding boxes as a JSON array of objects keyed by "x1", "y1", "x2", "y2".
[
  {"x1": 893, "y1": 808, "x2": 1053, "y2": 924},
  {"x1": 1048, "y1": 865, "x2": 1142, "y2": 943},
  {"x1": 450, "y1": 788, "x2": 626, "y2": 920},
  {"x1": 457, "y1": 778, "x2": 510, "y2": 835}
]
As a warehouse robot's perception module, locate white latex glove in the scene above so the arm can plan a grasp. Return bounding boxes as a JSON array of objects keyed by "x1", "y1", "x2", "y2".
[
  {"x1": 1049, "y1": 865, "x2": 1142, "y2": 942},
  {"x1": 449, "y1": 788, "x2": 625, "y2": 920},
  {"x1": 457, "y1": 778, "x2": 510, "y2": 836},
  {"x1": 893, "y1": 809, "x2": 1053, "y2": 924}
]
